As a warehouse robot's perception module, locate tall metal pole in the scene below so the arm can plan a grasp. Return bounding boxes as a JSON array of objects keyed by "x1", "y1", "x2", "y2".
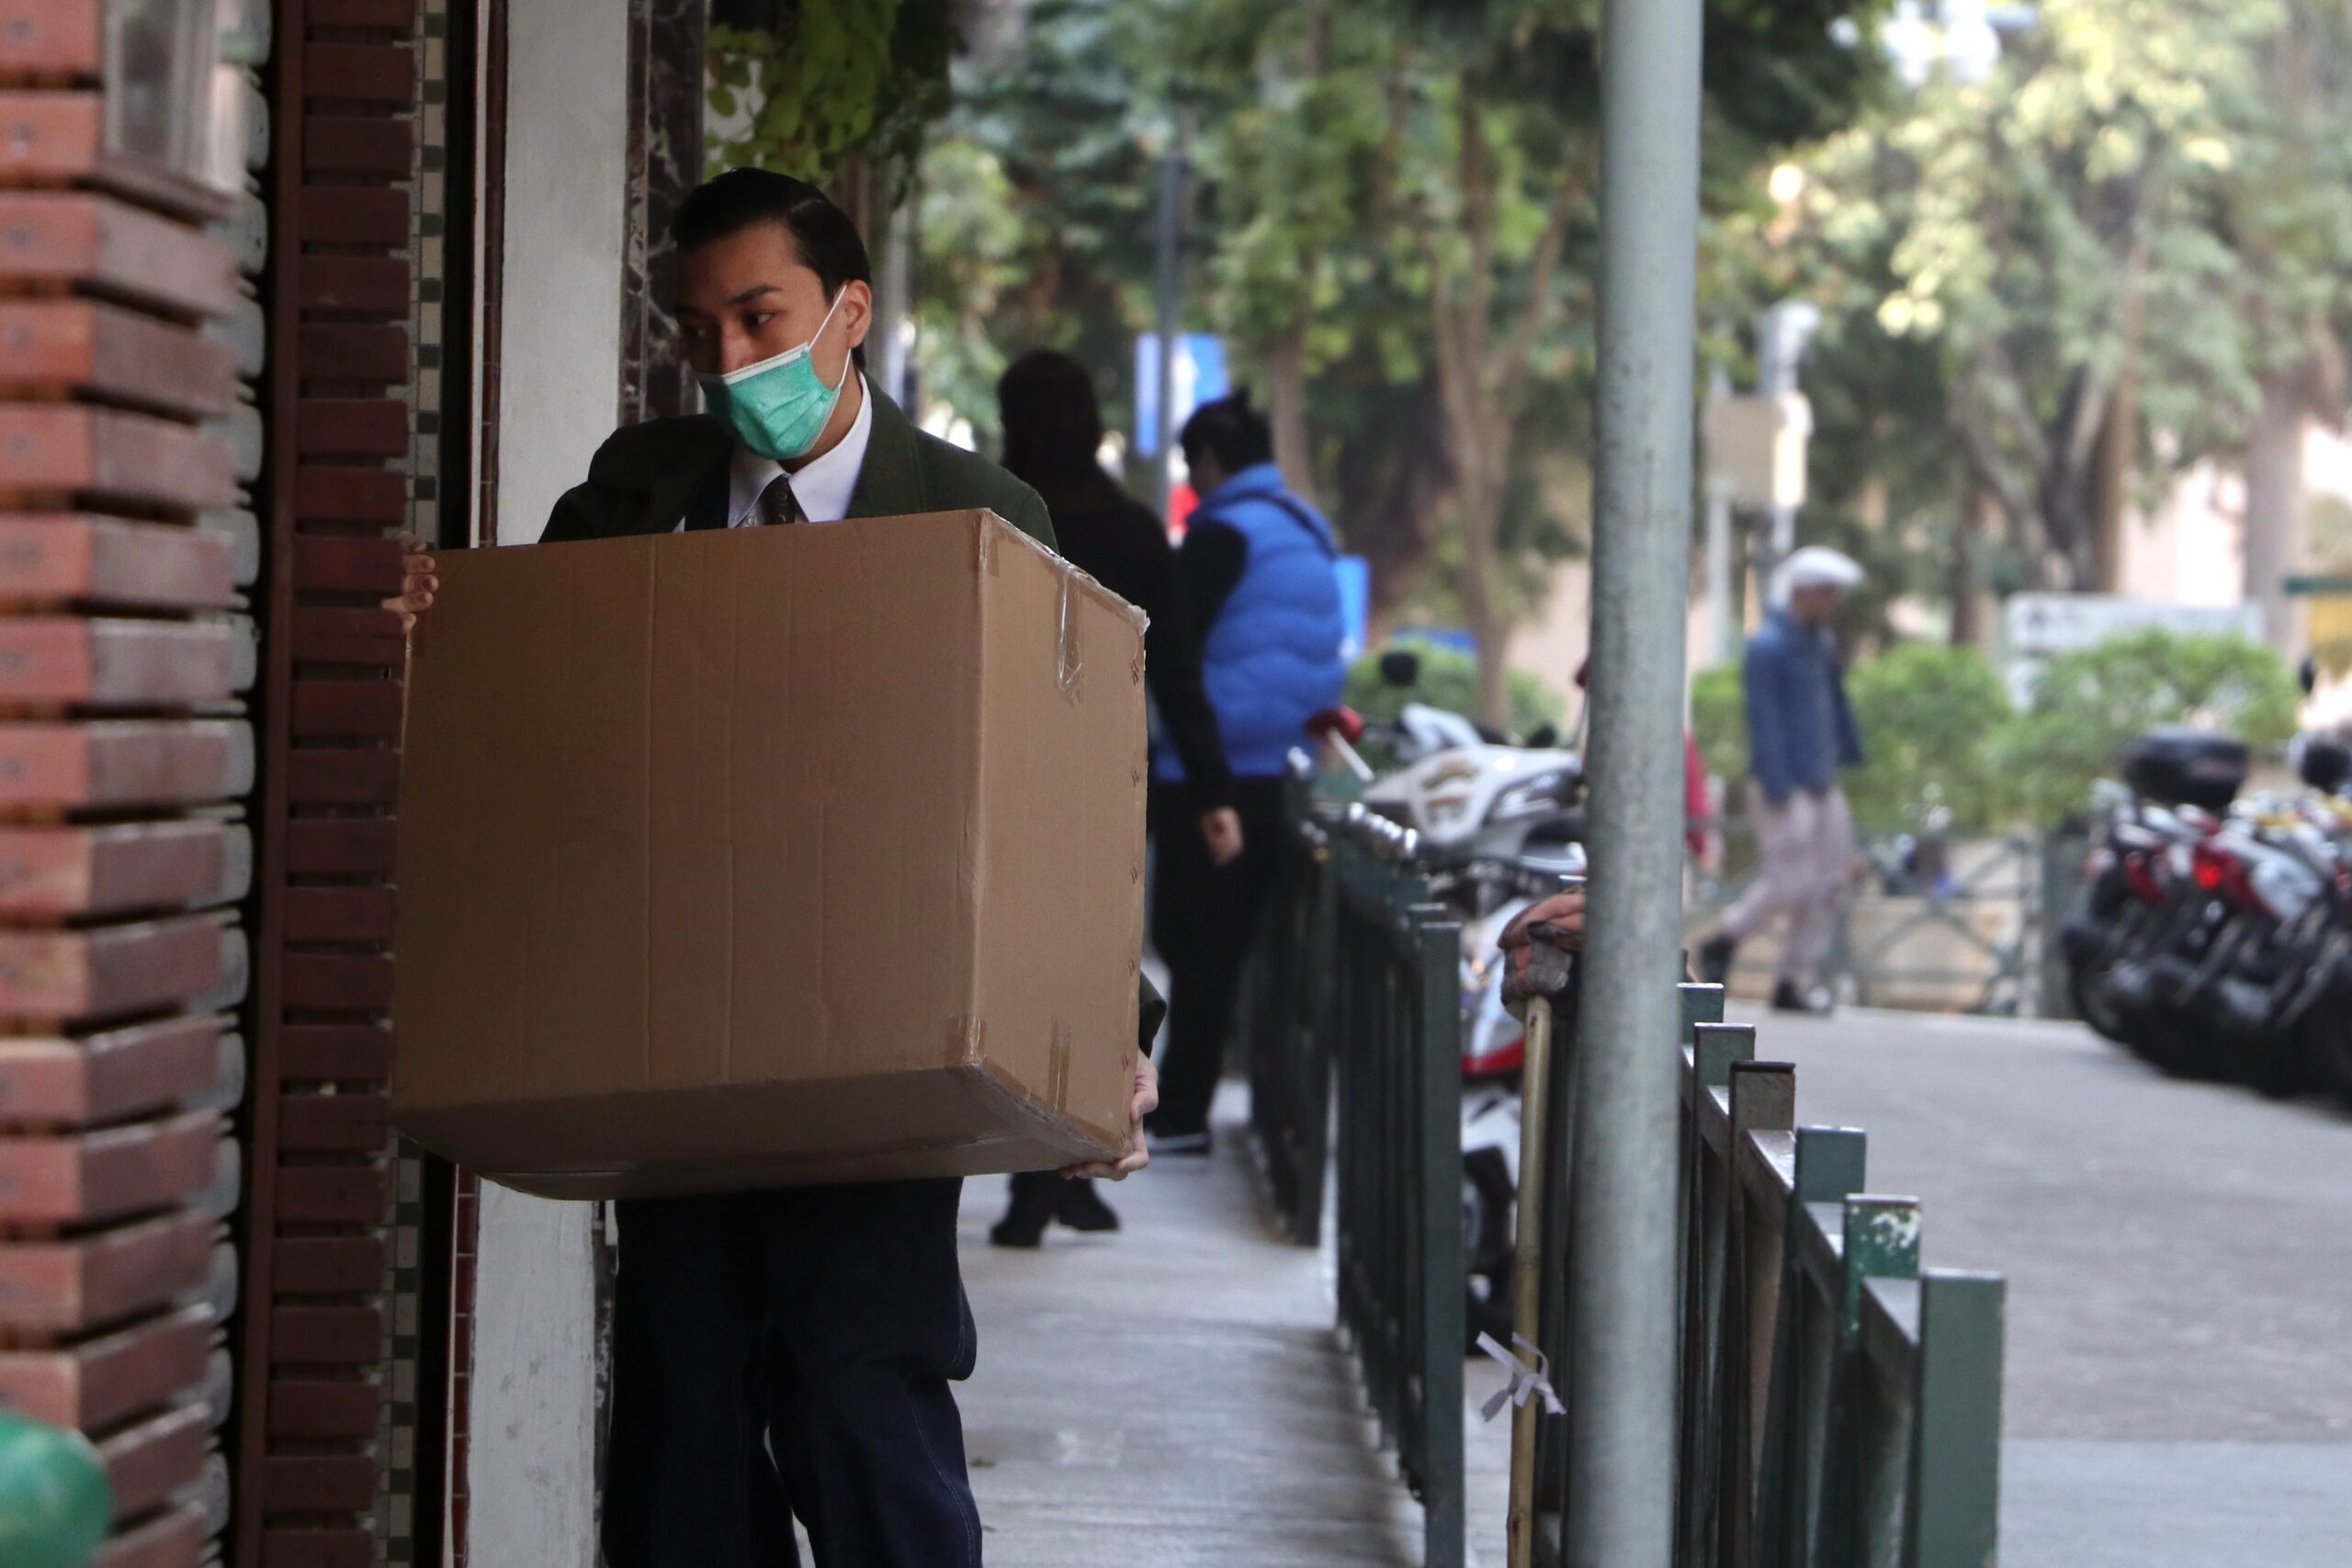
[
  {"x1": 1567, "y1": 0, "x2": 1704, "y2": 1563},
  {"x1": 1149, "y1": 121, "x2": 1186, "y2": 520}
]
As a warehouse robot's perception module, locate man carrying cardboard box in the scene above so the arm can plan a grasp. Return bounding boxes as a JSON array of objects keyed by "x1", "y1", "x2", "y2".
[{"x1": 391, "y1": 170, "x2": 1159, "y2": 1568}]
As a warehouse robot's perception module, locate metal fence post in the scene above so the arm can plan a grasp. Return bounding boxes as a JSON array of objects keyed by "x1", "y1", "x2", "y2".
[
  {"x1": 2038, "y1": 831, "x2": 2088, "y2": 1020},
  {"x1": 1905, "y1": 1272, "x2": 2007, "y2": 1568},
  {"x1": 1568, "y1": 0, "x2": 1707, "y2": 1562},
  {"x1": 1322, "y1": 816, "x2": 1464, "y2": 1568},
  {"x1": 1416, "y1": 904, "x2": 1468, "y2": 1567},
  {"x1": 1815, "y1": 1197, "x2": 1923, "y2": 1568}
]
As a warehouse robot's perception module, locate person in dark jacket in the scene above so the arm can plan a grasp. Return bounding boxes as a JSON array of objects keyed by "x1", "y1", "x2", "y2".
[
  {"x1": 388, "y1": 171, "x2": 1161, "y2": 1568},
  {"x1": 1144, "y1": 393, "x2": 1347, "y2": 1152},
  {"x1": 989, "y1": 349, "x2": 1240, "y2": 1244},
  {"x1": 1697, "y1": 546, "x2": 1865, "y2": 1014}
]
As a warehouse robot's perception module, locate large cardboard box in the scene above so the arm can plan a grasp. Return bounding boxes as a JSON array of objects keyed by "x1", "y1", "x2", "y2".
[{"x1": 390, "y1": 510, "x2": 1148, "y2": 1199}]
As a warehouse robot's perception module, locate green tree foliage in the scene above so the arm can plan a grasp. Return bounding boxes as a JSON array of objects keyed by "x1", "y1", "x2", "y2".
[
  {"x1": 912, "y1": 0, "x2": 1172, "y2": 467},
  {"x1": 1690, "y1": 662, "x2": 1747, "y2": 790},
  {"x1": 707, "y1": 0, "x2": 956, "y2": 185},
  {"x1": 1747, "y1": 0, "x2": 2352, "y2": 604},
  {"x1": 909, "y1": 0, "x2": 1882, "y2": 724},
  {"x1": 1843, "y1": 642, "x2": 2015, "y2": 829},
  {"x1": 1690, "y1": 630, "x2": 2299, "y2": 829},
  {"x1": 1997, "y1": 628, "x2": 2301, "y2": 822},
  {"x1": 908, "y1": 139, "x2": 1025, "y2": 448}
]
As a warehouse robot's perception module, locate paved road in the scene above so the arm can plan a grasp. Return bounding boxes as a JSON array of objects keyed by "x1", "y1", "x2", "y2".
[{"x1": 1758, "y1": 1005, "x2": 2352, "y2": 1568}]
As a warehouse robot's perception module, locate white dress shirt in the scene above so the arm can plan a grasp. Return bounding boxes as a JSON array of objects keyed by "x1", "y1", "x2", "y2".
[{"x1": 721, "y1": 374, "x2": 874, "y2": 527}]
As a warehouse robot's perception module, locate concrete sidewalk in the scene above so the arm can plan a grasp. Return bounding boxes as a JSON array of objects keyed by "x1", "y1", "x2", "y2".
[{"x1": 956, "y1": 1095, "x2": 1427, "y2": 1568}]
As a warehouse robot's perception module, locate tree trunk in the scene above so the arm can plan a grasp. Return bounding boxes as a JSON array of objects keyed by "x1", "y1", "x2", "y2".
[
  {"x1": 1431, "y1": 294, "x2": 1511, "y2": 729},
  {"x1": 2088, "y1": 378, "x2": 2135, "y2": 593},
  {"x1": 1258, "y1": 0, "x2": 1329, "y2": 512},
  {"x1": 1458, "y1": 459, "x2": 1507, "y2": 729},
  {"x1": 2088, "y1": 240, "x2": 2149, "y2": 594},
  {"x1": 1265, "y1": 321, "x2": 1318, "y2": 508},
  {"x1": 1951, "y1": 468, "x2": 1987, "y2": 648},
  {"x1": 2245, "y1": 366, "x2": 2311, "y2": 658}
]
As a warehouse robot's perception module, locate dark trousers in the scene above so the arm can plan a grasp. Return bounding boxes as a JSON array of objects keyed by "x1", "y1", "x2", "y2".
[
  {"x1": 1150, "y1": 776, "x2": 1287, "y2": 1131},
  {"x1": 602, "y1": 1177, "x2": 979, "y2": 1568}
]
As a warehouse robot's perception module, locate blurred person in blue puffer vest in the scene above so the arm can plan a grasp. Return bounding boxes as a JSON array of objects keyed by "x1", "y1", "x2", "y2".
[{"x1": 1144, "y1": 392, "x2": 1346, "y2": 1155}]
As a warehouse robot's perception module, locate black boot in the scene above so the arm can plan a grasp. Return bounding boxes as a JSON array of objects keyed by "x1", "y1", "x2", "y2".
[
  {"x1": 1056, "y1": 1179, "x2": 1120, "y2": 1234},
  {"x1": 989, "y1": 1173, "x2": 1058, "y2": 1248},
  {"x1": 1698, "y1": 933, "x2": 1738, "y2": 987}
]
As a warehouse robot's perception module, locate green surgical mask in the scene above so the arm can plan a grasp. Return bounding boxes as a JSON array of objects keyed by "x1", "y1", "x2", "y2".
[{"x1": 697, "y1": 290, "x2": 851, "y2": 462}]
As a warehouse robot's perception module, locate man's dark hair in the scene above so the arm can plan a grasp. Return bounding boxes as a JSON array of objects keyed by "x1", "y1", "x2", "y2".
[
  {"x1": 998, "y1": 350, "x2": 1106, "y2": 487},
  {"x1": 1179, "y1": 391, "x2": 1274, "y2": 477},
  {"x1": 671, "y1": 168, "x2": 873, "y2": 297}
]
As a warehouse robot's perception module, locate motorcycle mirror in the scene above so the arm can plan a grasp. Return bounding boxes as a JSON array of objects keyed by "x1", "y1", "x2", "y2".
[
  {"x1": 2297, "y1": 733, "x2": 2352, "y2": 795},
  {"x1": 2299, "y1": 656, "x2": 2319, "y2": 696},
  {"x1": 1378, "y1": 648, "x2": 1422, "y2": 689},
  {"x1": 1524, "y1": 724, "x2": 1559, "y2": 750}
]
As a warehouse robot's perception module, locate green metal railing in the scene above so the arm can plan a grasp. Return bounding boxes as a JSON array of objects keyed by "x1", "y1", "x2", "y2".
[
  {"x1": 1535, "y1": 988, "x2": 2007, "y2": 1568},
  {"x1": 1329, "y1": 802, "x2": 1466, "y2": 1568},
  {"x1": 1244, "y1": 763, "x2": 1339, "y2": 1245},
  {"x1": 1246, "y1": 784, "x2": 2004, "y2": 1568},
  {"x1": 1247, "y1": 777, "x2": 1465, "y2": 1567}
]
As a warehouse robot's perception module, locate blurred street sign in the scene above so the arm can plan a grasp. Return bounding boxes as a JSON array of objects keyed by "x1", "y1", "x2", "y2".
[
  {"x1": 2001, "y1": 593, "x2": 2265, "y2": 704},
  {"x1": 1336, "y1": 556, "x2": 1369, "y2": 660},
  {"x1": 1702, "y1": 391, "x2": 1811, "y2": 510}
]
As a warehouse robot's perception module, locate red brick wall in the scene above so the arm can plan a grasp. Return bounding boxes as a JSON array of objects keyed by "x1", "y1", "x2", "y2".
[{"x1": 0, "y1": 5, "x2": 255, "y2": 1564}]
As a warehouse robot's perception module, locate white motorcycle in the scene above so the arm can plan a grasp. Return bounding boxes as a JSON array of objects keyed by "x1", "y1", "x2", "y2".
[{"x1": 1317, "y1": 710, "x2": 1585, "y2": 920}]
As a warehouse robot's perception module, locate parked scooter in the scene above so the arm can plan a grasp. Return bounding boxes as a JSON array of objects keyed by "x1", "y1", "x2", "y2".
[
  {"x1": 2065, "y1": 726, "x2": 2352, "y2": 1099},
  {"x1": 1312, "y1": 654, "x2": 1585, "y2": 921}
]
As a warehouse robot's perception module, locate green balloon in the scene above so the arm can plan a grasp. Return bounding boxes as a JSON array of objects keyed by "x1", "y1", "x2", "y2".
[{"x1": 0, "y1": 1410, "x2": 113, "y2": 1568}]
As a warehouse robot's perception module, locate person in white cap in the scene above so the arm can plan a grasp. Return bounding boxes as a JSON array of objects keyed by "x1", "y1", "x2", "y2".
[{"x1": 1697, "y1": 546, "x2": 1865, "y2": 1013}]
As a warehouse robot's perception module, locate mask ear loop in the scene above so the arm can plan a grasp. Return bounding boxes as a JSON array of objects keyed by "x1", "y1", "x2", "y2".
[{"x1": 816, "y1": 288, "x2": 854, "y2": 394}]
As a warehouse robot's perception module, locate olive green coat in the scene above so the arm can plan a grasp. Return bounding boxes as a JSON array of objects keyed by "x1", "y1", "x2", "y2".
[{"x1": 541, "y1": 387, "x2": 1055, "y2": 548}]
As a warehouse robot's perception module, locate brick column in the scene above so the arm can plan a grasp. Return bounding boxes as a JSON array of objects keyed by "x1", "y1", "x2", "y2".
[
  {"x1": 0, "y1": 4, "x2": 257, "y2": 1566},
  {"x1": 235, "y1": 3, "x2": 421, "y2": 1566}
]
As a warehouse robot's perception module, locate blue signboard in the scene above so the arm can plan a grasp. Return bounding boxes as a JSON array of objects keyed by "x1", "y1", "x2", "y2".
[
  {"x1": 1134, "y1": 334, "x2": 1230, "y2": 457},
  {"x1": 1335, "y1": 556, "x2": 1369, "y2": 660}
]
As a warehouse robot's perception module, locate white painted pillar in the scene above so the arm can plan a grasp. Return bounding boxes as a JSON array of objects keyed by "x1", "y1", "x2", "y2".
[
  {"x1": 495, "y1": 0, "x2": 630, "y2": 548},
  {"x1": 465, "y1": 0, "x2": 631, "y2": 1559},
  {"x1": 468, "y1": 1183, "x2": 602, "y2": 1563}
]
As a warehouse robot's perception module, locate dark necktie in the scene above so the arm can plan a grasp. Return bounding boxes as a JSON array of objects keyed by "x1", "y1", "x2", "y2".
[{"x1": 757, "y1": 474, "x2": 805, "y2": 526}]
